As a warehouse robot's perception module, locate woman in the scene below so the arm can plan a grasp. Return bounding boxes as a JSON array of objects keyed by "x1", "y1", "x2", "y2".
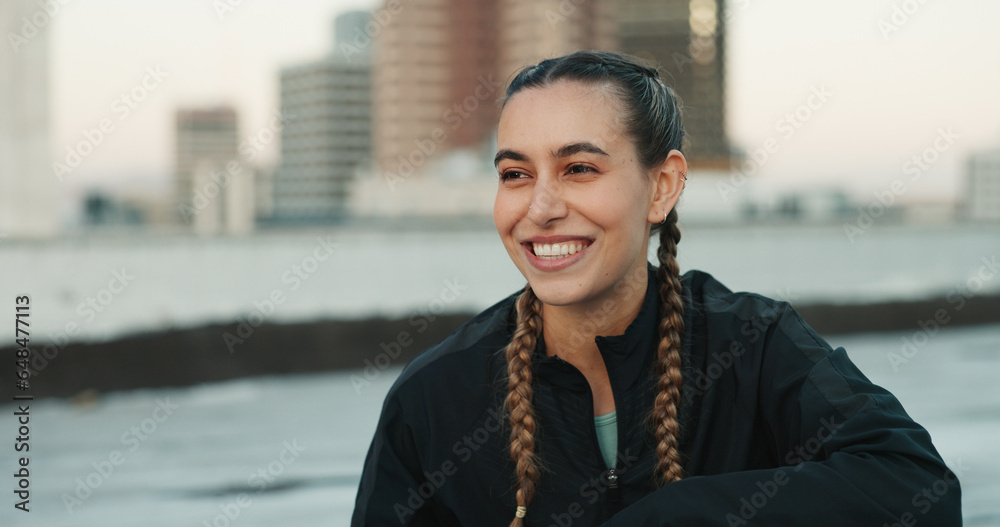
[{"x1": 352, "y1": 51, "x2": 961, "y2": 526}]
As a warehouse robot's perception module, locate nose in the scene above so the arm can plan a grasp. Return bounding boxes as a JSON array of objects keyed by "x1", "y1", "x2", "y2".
[{"x1": 527, "y1": 175, "x2": 568, "y2": 226}]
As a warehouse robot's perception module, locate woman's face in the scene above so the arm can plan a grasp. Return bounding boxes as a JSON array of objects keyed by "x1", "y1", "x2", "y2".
[{"x1": 494, "y1": 80, "x2": 672, "y2": 310}]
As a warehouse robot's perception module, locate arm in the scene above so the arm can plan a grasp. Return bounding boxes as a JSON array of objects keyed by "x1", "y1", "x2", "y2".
[
  {"x1": 351, "y1": 392, "x2": 438, "y2": 527},
  {"x1": 605, "y1": 303, "x2": 962, "y2": 526}
]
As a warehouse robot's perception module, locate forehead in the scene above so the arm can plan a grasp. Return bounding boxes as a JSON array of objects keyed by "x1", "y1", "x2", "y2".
[{"x1": 498, "y1": 81, "x2": 627, "y2": 153}]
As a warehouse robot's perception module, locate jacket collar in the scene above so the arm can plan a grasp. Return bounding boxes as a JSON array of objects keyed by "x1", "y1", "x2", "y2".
[{"x1": 532, "y1": 263, "x2": 661, "y2": 392}]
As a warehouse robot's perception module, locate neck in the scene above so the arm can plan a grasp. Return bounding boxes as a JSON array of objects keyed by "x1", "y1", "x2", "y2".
[{"x1": 541, "y1": 263, "x2": 648, "y2": 359}]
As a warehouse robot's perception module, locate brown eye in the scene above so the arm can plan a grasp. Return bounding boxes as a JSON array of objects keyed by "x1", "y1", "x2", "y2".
[
  {"x1": 567, "y1": 164, "x2": 595, "y2": 174},
  {"x1": 500, "y1": 170, "x2": 527, "y2": 181}
]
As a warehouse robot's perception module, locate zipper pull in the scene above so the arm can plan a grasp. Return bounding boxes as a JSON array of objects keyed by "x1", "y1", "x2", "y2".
[{"x1": 604, "y1": 468, "x2": 621, "y2": 503}]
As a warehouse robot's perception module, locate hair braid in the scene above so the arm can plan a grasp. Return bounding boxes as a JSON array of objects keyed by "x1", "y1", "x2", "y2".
[
  {"x1": 504, "y1": 285, "x2": 543, "y2": 526},
  {"x1": 652, "y1": 207, "x2": 685, "y2": 485}
]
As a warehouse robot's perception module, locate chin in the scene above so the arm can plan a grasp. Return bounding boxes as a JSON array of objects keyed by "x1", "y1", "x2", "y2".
[
  {"x1": 529, "y1": 288, "x2": 573, "y2": 307},
  {"x1": 523, "y1": 274, "x2": 586, "y2": 307}
]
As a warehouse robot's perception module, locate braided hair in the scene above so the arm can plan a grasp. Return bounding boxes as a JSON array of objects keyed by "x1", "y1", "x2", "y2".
[{"x1": 499, "y1": 51, "x2": 687, "y2": 525}]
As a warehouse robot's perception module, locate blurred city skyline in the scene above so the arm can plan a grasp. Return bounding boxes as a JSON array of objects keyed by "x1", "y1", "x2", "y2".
[
  {"x1": 44, "y1": 1, "x2": 1000, "y2": 191},
  {"x1": 1, "y1": 0, "x2": 995, "y2": 230}
]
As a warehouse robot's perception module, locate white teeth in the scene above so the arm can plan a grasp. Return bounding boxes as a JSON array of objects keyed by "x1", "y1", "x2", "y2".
[{"x1": 531, "y1": 241, "x2": 589, "y2": 259}]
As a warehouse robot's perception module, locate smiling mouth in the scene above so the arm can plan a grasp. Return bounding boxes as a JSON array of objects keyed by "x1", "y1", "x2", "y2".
[{"x1": 528, "y1": 241, "x2": 592, "y2": 260}]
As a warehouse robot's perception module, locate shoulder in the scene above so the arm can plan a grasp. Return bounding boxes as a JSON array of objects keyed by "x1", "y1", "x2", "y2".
[
  {"x1": 680, "y1": 268, "x2": 834, "y2": 365},
  {"x1": 681, "y1": 268, "x2": 793, "y2": 326},
  {"x1": 678, "y1": 269, "x2": 882, "y2": 419}
]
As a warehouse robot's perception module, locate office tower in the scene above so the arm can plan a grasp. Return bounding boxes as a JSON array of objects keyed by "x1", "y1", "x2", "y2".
[
  {"x1": 965, "y1": 147, "x2": 1000, "y2": 221},
  {"x1": 499, "y1": 0, "x2": 617, "y2": 81},
  {"x1": 175, "y1": 107, "x2": 252, "y2": 234},
  {"x1": 0, "y1": 0, "x2": 58, "y2": 238},
  {"x1": 618, "y1": 0, "x2": 731, "y2": 169},
  {"x1": 273, "y1": 11, "x2": 372, "y2": 223},
  {"x1": 334, "y1": 10, "x2": 374, "y2": 63},
  {"x1": 372, "y1": 0, "x2": 499, "y2": 177}
]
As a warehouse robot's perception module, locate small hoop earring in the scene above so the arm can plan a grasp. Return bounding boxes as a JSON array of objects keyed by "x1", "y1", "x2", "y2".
[{"x1": 660, "y1": 211, "x2": 667, "y2": 224}]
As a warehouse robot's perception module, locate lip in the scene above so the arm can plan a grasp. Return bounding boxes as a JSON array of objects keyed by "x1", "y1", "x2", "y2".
[
  {"x1": 521, "y1": 237, "x2": 594, "y2": 272},
  {"x1": 523, "y1": 235, "x2": 594, "y2": 244}
]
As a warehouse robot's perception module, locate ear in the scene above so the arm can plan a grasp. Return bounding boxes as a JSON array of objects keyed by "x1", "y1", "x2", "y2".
[{"x1": 646, "y1": 149, "x2": 687, "y2": 224}]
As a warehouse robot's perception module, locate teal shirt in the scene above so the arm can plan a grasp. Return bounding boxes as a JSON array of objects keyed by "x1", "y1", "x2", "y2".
[{"x1": 594, "y1": 410, "x2": 618, "y2": 469}]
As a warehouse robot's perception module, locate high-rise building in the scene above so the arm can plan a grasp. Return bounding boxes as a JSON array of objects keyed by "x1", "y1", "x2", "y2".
[
  {"x1": 499, "y1": 0, "x2": 618, "y2": 81},
  {"x1": 0, "y1": 0, "x2": 58, "y2": 238},
  {"x1": 618, "y1": 0, "x2": 731, "y2": 169},
  {"x1": 373, "y1": 0, "x2": 500, "y2": 177},
  {"x1": 965, "y1": 147, "x2": 1000, "y2": 221},
  {"x1": 272, "y1": 11, "x2": 372, "y2": 223},
  {"x1": 175, "y1": 107, "x2": 253, "y2": 234}
]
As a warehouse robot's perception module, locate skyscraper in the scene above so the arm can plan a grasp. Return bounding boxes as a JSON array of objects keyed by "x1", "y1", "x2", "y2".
[
  {"x1": 373, "y1": 0, "x2": 500, "y2": 177},
  {"x1": 965, "y1": 147, "x2": 1000, "y2": 222},
  {"x1": 618, "y1": 0, "x2": 731, "y2": 169},
  {"x1": 272, "y1": 11, "x2": 373, "y2": 223},
  {"x1": 499, "y1": 0, "x2": 617, "y2": 81},
  {"x1": 175, "y1": 107, "x2": 253, "y2": 234},
  {"x1": 0, "y1": 0, "x2": 58, "y2": 238}
]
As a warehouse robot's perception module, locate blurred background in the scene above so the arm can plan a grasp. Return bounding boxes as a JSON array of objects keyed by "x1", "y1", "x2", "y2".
[{"x1": 1, "y1": 0, "x2": 998, "y2": 525}]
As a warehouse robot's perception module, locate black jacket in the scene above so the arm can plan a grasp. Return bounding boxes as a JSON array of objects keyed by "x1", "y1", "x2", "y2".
[{"x1": 352, "y1": 264, "x2": 961, "y2": 526}]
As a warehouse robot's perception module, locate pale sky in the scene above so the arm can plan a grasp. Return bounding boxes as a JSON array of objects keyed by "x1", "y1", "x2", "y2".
[{"x1": 44, "y1": 0, "x2": 1000, "y2": 204}]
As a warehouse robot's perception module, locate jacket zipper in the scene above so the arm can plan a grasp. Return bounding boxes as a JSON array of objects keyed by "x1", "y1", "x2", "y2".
[
  {"x1": 605, "y1": 467, "x2": 621, "y2": 503},
  {"x1": 605, "y1": 358, "x2": 624, "y2": 510},
  {"x1": 588, "y1": 399, "x2": 622, "y2": 514},
  {"x1": 559, "y1": 353, "x2": 624, "y2": 514},
  {"x1": 600, "y1": 378, "x2": 624, "y2": 510}
]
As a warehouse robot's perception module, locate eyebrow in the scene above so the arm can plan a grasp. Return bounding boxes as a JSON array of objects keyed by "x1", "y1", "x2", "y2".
[
  {"x1": 493, "y1": 142, "x2": 610, "y2": 167},
  {"x1": 554, "y1": 142, "x2": 609, "y2": 160},
  {"x1": 494, "y1": 148, "x2": 528, "y2": 167}
]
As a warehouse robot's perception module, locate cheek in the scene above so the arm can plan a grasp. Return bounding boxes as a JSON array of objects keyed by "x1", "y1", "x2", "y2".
[
  {"x1": 590, "y1": 185, "x2": 645, "y2": 225},
  {"x1": 593, "y1": 185, "x2": 651, "y2": 247},
  {"x1": 493, "y1": 193, "x2": 518, "y2": 236}
]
